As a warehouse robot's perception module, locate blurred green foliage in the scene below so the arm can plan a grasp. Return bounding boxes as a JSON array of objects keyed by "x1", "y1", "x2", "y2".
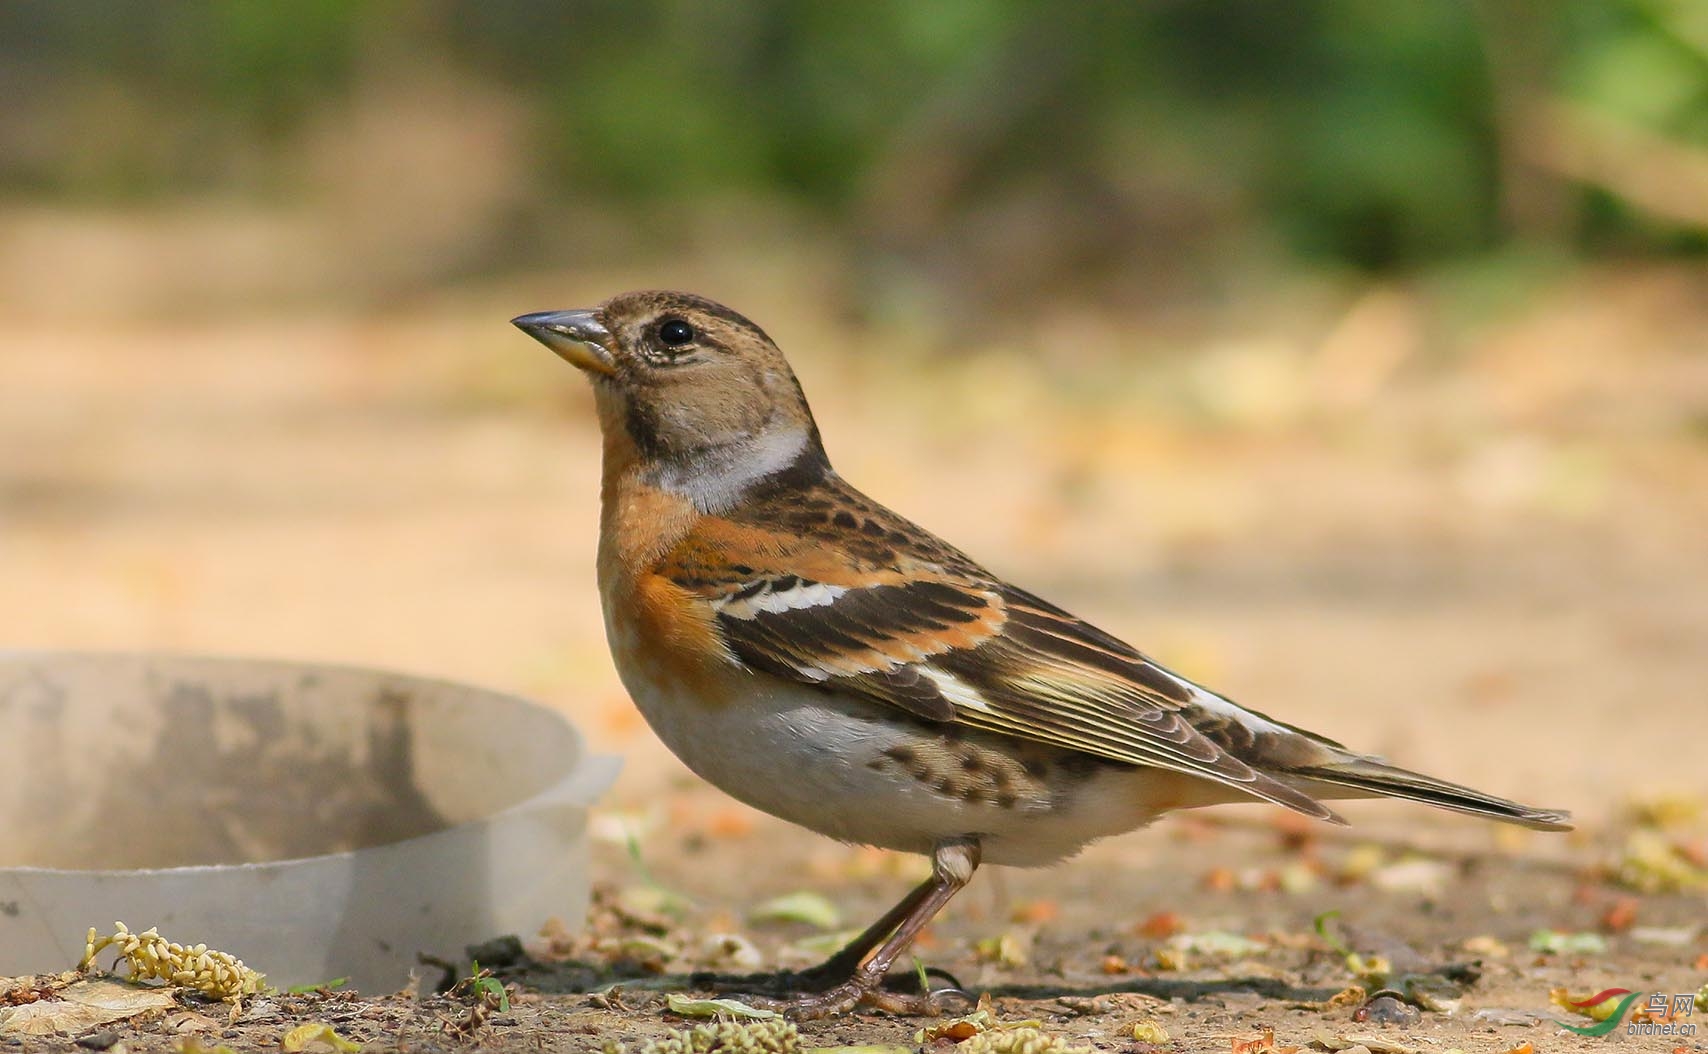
[{"x1": 3, "y1": 0, "x2": 1704, "y2": 280}]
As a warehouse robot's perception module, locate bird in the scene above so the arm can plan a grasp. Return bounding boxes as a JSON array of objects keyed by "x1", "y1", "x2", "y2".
[{"x1": 511, "y1": 290, "x2": 1570, "y2": 1019}]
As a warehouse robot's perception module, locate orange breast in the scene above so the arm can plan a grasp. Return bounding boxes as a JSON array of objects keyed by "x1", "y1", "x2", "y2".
[{"x1": 599, "y1": 492, "x2": 746, "y2": 710}]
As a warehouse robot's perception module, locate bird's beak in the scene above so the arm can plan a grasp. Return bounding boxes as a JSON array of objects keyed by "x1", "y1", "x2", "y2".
[{"x1": 510, "y1": 309, "x2": 617, "y2": 376}]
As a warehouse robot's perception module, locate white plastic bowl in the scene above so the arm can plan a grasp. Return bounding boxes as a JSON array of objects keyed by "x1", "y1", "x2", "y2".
[{"x1": 0, "y1": 651, "x2": 618, "y2": 991}]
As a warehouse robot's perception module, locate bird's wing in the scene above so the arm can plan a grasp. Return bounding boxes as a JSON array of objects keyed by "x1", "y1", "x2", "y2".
[{"x1": 657, "y1": 488, "x2": 1344, "y2": 822}]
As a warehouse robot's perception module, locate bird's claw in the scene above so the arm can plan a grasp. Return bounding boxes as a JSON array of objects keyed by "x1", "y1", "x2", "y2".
[{"x1": 743, "y1": 979, "x2": 975, "y2": 1020}]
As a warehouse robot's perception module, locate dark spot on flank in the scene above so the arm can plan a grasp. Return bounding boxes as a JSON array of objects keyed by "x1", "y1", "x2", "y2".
[
  {"x1": 889, "y1": 530, "x2": 912, "y2": 543},
  {"x1": 959, "y1": 754, "x2": 982, "y2": 772},
  {"x1": 729, "y1": 564, "x2": 753, "y2": 576},
  {"x1": 884, "y1": 744, "x2": 917, "y2": 765},
  {"x1": 833, "y1": 511, "x2": 858, "y2": 528},
  {"x1": 862, "y1": 520, "x2": 887, "y2": 536},
  {"x1": 936, "y1": 778, "x2": 962, "y2": 797},
  {"x1": 995, "y1": 791, "x2": 1019, "y2": 809},
  {"x1": 1023, "y1": 757, "x2": 1048, "y2": 779},
  {"x1": 770, "y1": 574, "x2": 799, "y2": 592},
  {"x1": 961, "y1": 784, "x2": 983, "y2": 802},
  {"x1": 865, "y1": 758, "x2": 887, "y2": 771}
]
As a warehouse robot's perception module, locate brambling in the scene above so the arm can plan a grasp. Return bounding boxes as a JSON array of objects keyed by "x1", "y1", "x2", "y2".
[{"x1": 512, "y1": 291, "x2": 1570, "y2": 1018}]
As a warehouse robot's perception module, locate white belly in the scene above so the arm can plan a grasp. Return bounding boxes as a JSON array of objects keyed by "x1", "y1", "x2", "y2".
[{"x1": 604, "y1": 610, "x2": 1191, "y2": 866}]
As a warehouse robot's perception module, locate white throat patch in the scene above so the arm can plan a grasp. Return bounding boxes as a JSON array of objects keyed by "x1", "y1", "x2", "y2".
[{"x1": 648, "y1": 426, "x2": 810, "y2": 513}]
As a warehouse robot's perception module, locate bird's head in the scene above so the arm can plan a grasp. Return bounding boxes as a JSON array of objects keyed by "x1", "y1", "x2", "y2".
[{"x1": 513, "y1": 290, "x2": 827, "y2": 505}]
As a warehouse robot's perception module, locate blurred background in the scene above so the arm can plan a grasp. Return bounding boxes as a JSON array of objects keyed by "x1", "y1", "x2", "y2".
[{"x1": 2, "y1": 1, "x2": 1705, "y2": 834}]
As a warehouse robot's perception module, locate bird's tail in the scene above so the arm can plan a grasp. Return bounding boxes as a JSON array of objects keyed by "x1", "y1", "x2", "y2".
[{"x1": 1287, "y1": 757, "x2": 1572, "y2": 831}]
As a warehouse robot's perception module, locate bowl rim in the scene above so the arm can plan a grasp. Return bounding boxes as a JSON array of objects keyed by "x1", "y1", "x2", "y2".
[{"x1": 0, "y1": 648, "x2": 621, "y2": 877}]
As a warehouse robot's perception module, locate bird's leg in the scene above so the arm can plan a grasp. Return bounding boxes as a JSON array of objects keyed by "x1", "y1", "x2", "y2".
[
  {"x1": 757, "y1": 838, "x2": 980, "y2": 1019},
  {"x1": 706, "y1": 864, "x2": 935, "y2": 994},
  {"x1": 783, "y1": 874, "x2": 938, "y2": 990}
]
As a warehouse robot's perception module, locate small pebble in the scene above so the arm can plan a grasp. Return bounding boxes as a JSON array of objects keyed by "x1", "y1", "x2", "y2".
[
  {"x1": 1355, "y1": 992, "x2": 1421, "y2": 1026},
  {"x1": 75, "y1": 1032, "x2": 119, "y2": 1051}
]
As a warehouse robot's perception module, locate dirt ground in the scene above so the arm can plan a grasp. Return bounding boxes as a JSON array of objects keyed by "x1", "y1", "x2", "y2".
[
  {"x1": 2, "y1": 259, "x2": 1706, "y2": 1051},
  {"x1": 6, "y1": 820, "x2": 1707, "y2": 1053}
]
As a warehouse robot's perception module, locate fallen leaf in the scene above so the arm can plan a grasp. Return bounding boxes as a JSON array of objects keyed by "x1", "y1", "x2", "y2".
[
  {"x1": 789, "y1": 929, "x2": 862, "y2": 959},
  {"x1": 915, "y1": 994, "x2": 1049, "y2": 1045},
  {"x1": 1617, "y1": 830, "x2": 1708, "y2": 893},
  {"x1": 280, "y1": 1023, "x2": 360, "y2": 1053},
  {"x1": 1202, "y1": 867, "x2": 1236, "y2": 892},
  {"x1": 1131, "y1": 1019, "x2": 1170, "y2": 1044},
  {"x1": 1287, "y1": 986, "x2": 1365, "y2": 1012},
  {"x1": 1278, "y1": 862, "x2": 1319, "y2": 895},
  {"x1": 706, "y1": 806, "x2": 756, "y2": 838},
  {"x1": 702, "y1": 933, "x2": 764, "y2": 970},
  {"x1": 1337, "y1": 845, "x2": 1387, "y2": 883},
  {"x1": 1167, "y1": 931, "x2": 1266, "y2": 959},
  {"x1": 1056, "y1": 993, "x2": 1171, "y2": 1017},
  {"x1": 164, "y1": 1010, "x2": 220, "y2": 1033},
  {"x1": 1010, "y1": 900, "x2": 1059, "y2": 925},
  {"x1": 1310, "y1": 1028, "x2": 1416, "y2": 1054},
  {"x1": 1529, "y1": 930, "x2": 1607, "y2": 955},
  {"x1": 175, "y1": 1040, "x2": 240, "y2": 1054},
  {"x1": 973, "y1": 933, "x2": 1028, "y2": 968},
  {"x1": 616, "y1": 884, "x2": 693, "y2": 923},
  {"x1": 1624, "y1": 793, "x2": 1704, "y2": 830},
  {"x1": 0, "y1": 979, "x2": 175, "y2": 1037},
  {"x1": 1136, "y1": 912, "x2": 1184, "y2": 939},
  {"x1": 1461, "y1": 935, "x2": 1509, "y2": 958},
  {"x1": 664, "y1": 994, "x2": 778, "y2": 1020},
  {"x1": 1269, "y1": 809, "x2": 1319, "y2": 852},
  {"x1": 1367, "y1": 859, "x2": 1450, "y2": 896},
  {"x1": 611, "y1": 934, "x2": 679, "y2": 966},
  {"x1": 1469, "y1": 1008, "x2": 1538, "y2": 1027},
  {"x1": 1629, "y1": 925, "x2": 1698, "y2": 946},
  {"x1": 749, "y1": 892, "x2": 842, "y2": 931},
  {"x1": 1232, "y1": 1028, "x2": 1297, "y2": 1054},
  {"x1": 1599, "y1": 896, "x2": 1640, "y2": 932}
]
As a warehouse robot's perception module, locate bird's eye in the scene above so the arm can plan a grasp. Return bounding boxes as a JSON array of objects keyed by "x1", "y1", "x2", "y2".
[{"x1": 658, "y1": 318, "x2": 695, "y2": 347}]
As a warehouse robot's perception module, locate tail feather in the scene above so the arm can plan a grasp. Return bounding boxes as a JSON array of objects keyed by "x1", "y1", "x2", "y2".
[{"x1": 1288, "y1": 757, "x2": 1573, "y2": 832}]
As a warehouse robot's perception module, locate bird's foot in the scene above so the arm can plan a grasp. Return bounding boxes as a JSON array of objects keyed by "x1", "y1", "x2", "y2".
[{"x1": 745, "y1": 976, "x2": 974, "y2": 1020}]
